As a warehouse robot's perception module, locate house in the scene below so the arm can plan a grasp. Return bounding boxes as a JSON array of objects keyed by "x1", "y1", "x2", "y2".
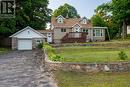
[
  {"x1": 51, "y1": 15, "x2": 107, "y2": 43},
  {"x1": 37, "y1": 29, "x2": 53, "y2": 43},
  {"x1": 10, "y1": 26, "x2": 46, "y2": 50}
]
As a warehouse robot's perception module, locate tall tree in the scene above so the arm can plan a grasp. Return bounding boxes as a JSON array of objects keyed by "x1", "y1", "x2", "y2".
[
  {"x1": 0, "y1": 0, "x2": 52, "y2": 36},
  {"x1": 95, "y1": 2, "x2": 112, "y2": 21},
  {"x1": 93, "y1": 2, "x2": 120, "y2": 39},
  {"x1": 91, "y1": 15, "x2": 106, "y2": 27},
  {"x1": 53, "y1": 3, "x2": 80, "y2": 18},
  {"x1": 112, "y1": 0, "x2": 130, "y2": 38},
  {"x1": 16, "y1": 0, "x2": 52, "y2": 30}
]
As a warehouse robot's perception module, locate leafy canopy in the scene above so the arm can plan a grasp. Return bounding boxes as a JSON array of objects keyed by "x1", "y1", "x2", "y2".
[
  {"x1": 0, "y1": 0, "x2": 52, "y2": 36},
  {"x1": 53, "y1": 3, "x2": 80, "y2": 18}
]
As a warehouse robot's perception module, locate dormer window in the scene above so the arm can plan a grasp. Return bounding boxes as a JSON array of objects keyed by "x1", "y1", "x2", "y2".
[
  {"x1": 82, "y1": 19, "x2": 87, "y2": 24},
  {"x1": 56, "y1": 15, "x2": 65, "y2": 23},
  {"x1": 81, "y1": 17, "x2": 87, "y2": 24},
  {"x1": 57, "y1": 17, "x2": 63, "y2": 23}
]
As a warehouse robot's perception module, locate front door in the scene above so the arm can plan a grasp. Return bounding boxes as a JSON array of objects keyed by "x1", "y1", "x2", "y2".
[{"x1": 47, "y1": 33, "x2": 52, "y2": 43}]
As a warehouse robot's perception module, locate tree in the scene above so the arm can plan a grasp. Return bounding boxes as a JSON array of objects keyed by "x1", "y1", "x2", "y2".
[
  {"x1": 91, "y1": 15, "x2": 106, "y2": 27},
  {"x1": 93, "y1": 2, "x2": 120, "y2": 39},
  {"x1": 95, "y1": 2, "x2": 112, "y2": 21},
  {"x1": 0, "y1": 0, "x2": 52, "y2": 36},
  {"x1": 0, "y1": 19, "x2": 16, "y2": 36},
  {"x1": 53, "y1": 3, "x2": 80, "y2": 18},
  {"x1": 112, "y1": 0, "x2": 130, "y2": 38},
  {"x1": 16, "y1": 0, "x2": 52, "y2": 30}
]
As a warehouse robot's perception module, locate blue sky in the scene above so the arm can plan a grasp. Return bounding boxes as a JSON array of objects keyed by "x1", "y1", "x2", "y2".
[{"x1": 48, "y1": 0, "x2": 111, "y2": 19}]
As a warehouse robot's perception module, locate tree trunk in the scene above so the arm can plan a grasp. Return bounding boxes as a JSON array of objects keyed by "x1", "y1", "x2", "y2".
[{"x1": 122, "y1": 19, "x2": 127, "y2": 39}]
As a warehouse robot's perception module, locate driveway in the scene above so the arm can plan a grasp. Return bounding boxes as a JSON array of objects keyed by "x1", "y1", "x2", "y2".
[{"x1": 0, "y1": 50, "x2": 57, "y2": 87}]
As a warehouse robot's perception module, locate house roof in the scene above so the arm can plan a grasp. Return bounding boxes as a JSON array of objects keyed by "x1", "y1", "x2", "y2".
[
  {"x1": 37, "y1": 29, "x2": 53, "y2": 33},
  {"x1": 10, "y1": 26, "x2": 47, "y2": 38},
  {"x1": 51, "y1": 17, "x2": 93, "y2": 29}
]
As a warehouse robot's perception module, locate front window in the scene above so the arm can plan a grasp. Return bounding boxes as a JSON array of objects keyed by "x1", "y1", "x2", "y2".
[
  {"x1": 83, "y1": 29, "x2": 88, "y2": 33},
  {"x1": 93, "y1": 29, "x2": 103, "y2": 37},
  {"x1": 61, "y1": 28, "x2": 66, "y2": 32}
]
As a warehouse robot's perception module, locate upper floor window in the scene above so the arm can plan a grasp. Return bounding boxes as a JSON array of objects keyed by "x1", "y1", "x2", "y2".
[
  {"x1": 56, "y1": 15, "x2": 65, "y2": 23},
  {"x1": 61, "y1": 28, "x2": 66, "y2": 32},
  {"x1": 57, "y1": 17, "x2": 63, "y2": 23},
  {"x1": 82, "y1": 19, "x2": 87, "y2": 24}
]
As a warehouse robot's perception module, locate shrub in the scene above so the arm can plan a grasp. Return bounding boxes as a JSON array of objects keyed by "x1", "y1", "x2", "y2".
[
  {"x1": 37, "y1": 42, "x2": 44, "y2": 49},
  {"x1": 118, "y1": 51, "x2": 128, "y2": 60},
  {"x1": 43, "y1": 43, "x2": 64, "y2": 62},
  {"x1": 51, "y1": 54, "x2": 64, "y2": 62}
]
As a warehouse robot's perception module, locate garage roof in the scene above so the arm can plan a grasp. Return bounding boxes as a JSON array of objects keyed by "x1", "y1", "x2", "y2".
[{"x1": 10, "y1": 26, "x2": 47, "y2": 38}]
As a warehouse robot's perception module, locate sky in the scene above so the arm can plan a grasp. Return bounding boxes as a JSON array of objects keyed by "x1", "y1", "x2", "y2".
[{"x1": 48, "y1": 0, "x2": 111, "y2": 19}]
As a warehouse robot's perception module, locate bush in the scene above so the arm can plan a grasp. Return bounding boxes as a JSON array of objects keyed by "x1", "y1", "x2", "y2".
[
  {"x1": 51, "y1": 54, "x2": 64, "y2": 62},
  {"x1": 37, "y1": 42, "x2": 44, "y2": 49},
  {"x1": 118, "y1": 51, "x2": 128, "y2": 60},
  {"x1": 43, "y1": 43, "x2": 64, "y2": 62}
]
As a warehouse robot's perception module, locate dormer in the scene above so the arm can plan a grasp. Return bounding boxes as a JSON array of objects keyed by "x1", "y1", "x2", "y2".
[
  {"x1": 56, "y1": 15, "x2": 65, "y2": 23},
  {"x1": 80, "y1": 17, "x2": 87, "y2": 24}
]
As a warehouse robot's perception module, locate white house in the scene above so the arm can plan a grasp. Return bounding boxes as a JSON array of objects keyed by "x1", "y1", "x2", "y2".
[{"x1": 10, "y1": 26, "x2": 46, "y2": 50}]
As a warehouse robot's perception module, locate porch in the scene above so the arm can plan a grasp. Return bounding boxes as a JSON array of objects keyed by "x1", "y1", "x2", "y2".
[{"x1": 61, "y1": 32, "x2": 87, "y2": 43}]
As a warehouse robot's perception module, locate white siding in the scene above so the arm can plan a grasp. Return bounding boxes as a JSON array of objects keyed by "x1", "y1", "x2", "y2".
[{"x1": 14, "y1": 29, "x2": 43, "y2": 38}]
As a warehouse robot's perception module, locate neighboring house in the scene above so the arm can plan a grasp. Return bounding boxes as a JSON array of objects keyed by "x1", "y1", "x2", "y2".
[
  {"x1": 10, "y1": 26, "x2": 46, "y2": 50},
  {"x1": 127, "y1": 26, "x2": 130, "y2": 34},
  {"x1": 51, "y1": 15, "x2": 107, "y2": 43},
  {"x1": 37, "y1": 29, "x2": 53, "y2": 43}
]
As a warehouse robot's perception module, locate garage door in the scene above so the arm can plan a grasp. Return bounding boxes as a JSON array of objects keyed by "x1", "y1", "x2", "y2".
[{"x1": 18, "y1": 40, "x2": 32, "y2": 50}]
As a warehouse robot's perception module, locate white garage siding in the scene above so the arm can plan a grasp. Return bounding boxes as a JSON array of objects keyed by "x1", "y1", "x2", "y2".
[{"x1": 18, "y1": 40, "x2": 32, "y2": 50}]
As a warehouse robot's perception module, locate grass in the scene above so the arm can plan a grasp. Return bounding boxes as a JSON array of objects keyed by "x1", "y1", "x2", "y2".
[
  {"x1": 0, "y1": 48, "x2": 9, "y2": 54},
  {"x1": 54, "y1": 70, "x2": 130, "y2": 87},
  {"x1": 55, "y1": 46, "x2": 130, "y2": 63}
]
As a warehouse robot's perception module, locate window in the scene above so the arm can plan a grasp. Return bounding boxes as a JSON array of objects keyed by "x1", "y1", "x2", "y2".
[
  {"x1": 83, "y1": 29, "x2": 88, "y2": 33},
  {"x1": 57, "y1": 17, "x2": 63, "y2": 23},
  {"x1": 101, "y1": 29, "x2": 104, "y2": 36},
  {"x1": 74, "y1": 26, "x2": 80, "y2": 32},
  {"x1": 82, "y1": 19, "x2": 87, "y2": 24},
  {"x1": 61, "y1": 28, "x2": 66, "y2": 32},
  {"x1": 96, "y1": 29, "x2": 100, "y2": 36},
  {"x1": 48, "y1": 33, "x2": 51, "y2": 36},
  {"x1": 36, "y1": 39, "x2": 42, "y2": 44},
  {"x1": 93, "y1": 29, "x2": 103, "y2": 37}
]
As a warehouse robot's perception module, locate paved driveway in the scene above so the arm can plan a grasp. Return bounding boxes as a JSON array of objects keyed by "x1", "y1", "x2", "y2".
[{"x1": 0, "y1": 50, "x2": 57, "y2": 87}]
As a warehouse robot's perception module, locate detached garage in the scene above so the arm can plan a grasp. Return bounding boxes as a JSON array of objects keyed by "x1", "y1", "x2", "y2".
[{"x1": 10, "y1": 26, "x2": 46, "y2": 50}]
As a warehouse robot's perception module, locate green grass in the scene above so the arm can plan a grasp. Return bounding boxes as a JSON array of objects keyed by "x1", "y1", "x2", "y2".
[
  {"x1": 55, "y1": 46, "x2": 130, "y2": 63},
  {"x1": 0, "y1": 48, "x2": 9, "y2": 54},
  {"x1": 54, "y1": 71, "x2": 130, "y2": 87}
]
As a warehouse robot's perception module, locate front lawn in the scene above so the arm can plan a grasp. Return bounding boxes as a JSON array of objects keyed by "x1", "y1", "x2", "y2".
[
  {"x1": 54, "y1": 71, "x2": 130, "y2": 87},
  {"x1": 55, "y1": 46, "x2": 130, "y2": 63}
]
